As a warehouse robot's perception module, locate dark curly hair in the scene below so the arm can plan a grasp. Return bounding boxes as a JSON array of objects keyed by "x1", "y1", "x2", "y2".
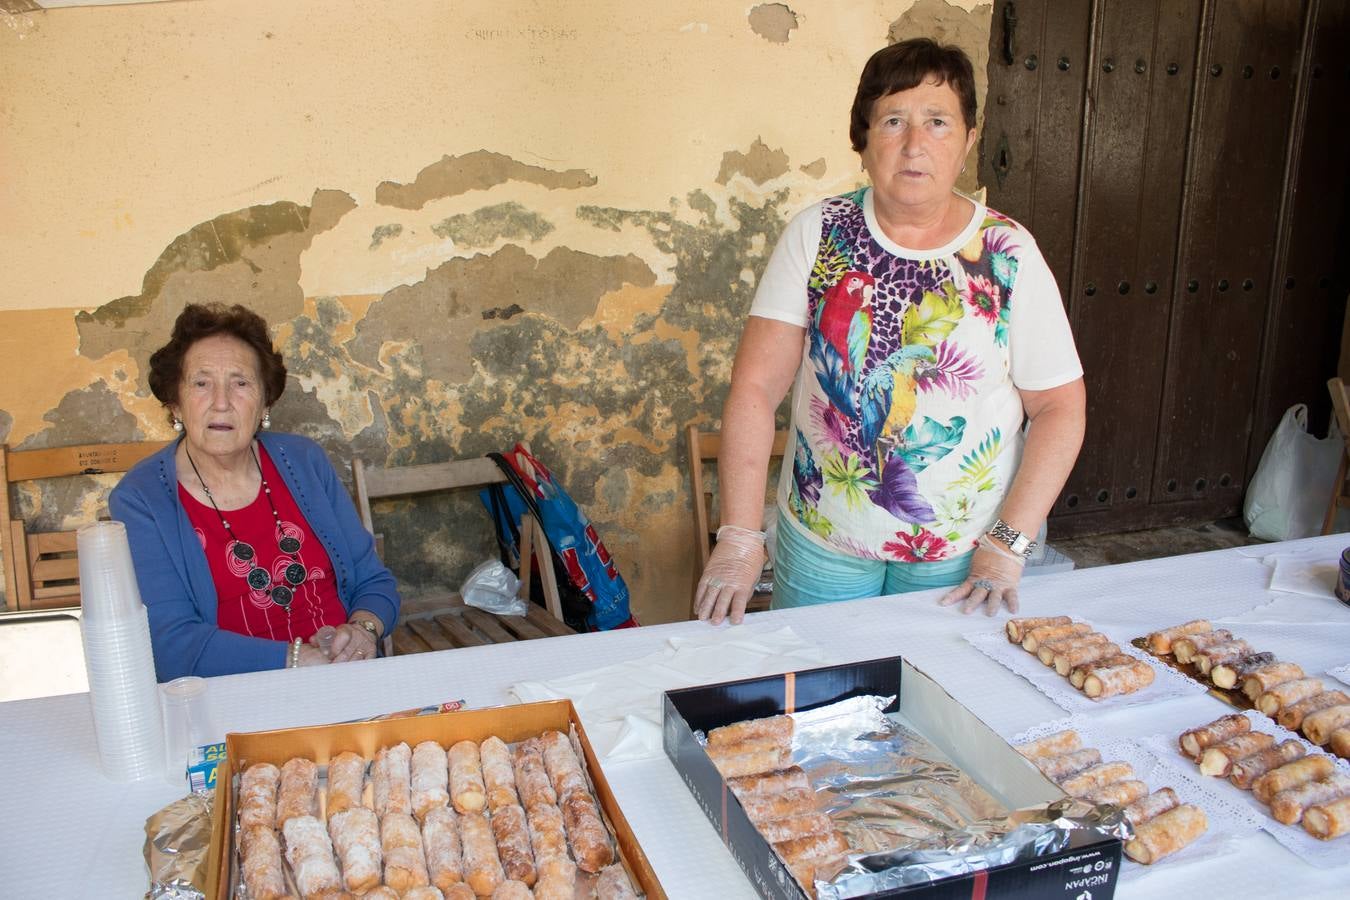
[
  {"x1": 147, "y1": 303, "x2": 287, "y2": 418},
  {"x1": 849, "y1": 38, "x2": 977, "y2": 153}
]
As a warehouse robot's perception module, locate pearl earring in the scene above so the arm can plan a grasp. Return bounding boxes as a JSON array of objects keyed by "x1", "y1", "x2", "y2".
[
  {"x1": 262, "y1": 411, "x2": 271, "y2": 430},
  {"x1": 172, "y1": 417, "x2": 183, "y2": 433}
]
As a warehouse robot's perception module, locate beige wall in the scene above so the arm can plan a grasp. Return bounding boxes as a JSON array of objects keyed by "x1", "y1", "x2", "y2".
[{"x1": 0, "y1": 0, "x2": 991, "y2": 622}]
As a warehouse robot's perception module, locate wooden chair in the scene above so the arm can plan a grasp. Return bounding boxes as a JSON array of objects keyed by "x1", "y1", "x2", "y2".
[
  {"x1": 686, "y1": 425, "x2": 788, "y2": 618},
  {"x1": 0, "y1": 441, "x2": 168, "y2": 612},
  {"x1": 1322, "y1": 376, "x2": 1350, "y2": 534},
  {"x1": 351, "y1": 451, "x2": 573, "y2": 654}
]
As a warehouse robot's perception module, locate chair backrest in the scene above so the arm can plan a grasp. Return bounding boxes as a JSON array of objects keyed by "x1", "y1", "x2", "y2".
[
  {"x1": 0, "y1": 441, "x2": 169, "y2": 612},
  {"x1": 685, "y1": 425, "x2": 788, "y2": 616},
  {"x1": 351, "y1": 448, "x2": 565, "y2": 623},
  {"x1": 1323, "y1": 377, "x2": 1350, "y2": 535}
]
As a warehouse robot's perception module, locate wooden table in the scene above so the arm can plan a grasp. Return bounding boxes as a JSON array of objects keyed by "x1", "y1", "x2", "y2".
[{"x1": 392, "y1": 597, "x2": 575, "y2": 653}]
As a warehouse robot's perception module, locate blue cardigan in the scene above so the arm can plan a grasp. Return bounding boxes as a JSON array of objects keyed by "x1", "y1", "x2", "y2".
[{"x1": 109, "y1": 433, "x2": 400, "y2": 681}]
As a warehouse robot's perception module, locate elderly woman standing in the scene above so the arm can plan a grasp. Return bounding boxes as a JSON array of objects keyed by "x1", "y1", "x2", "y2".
[
  {"x1": 696, "y1": 38, "x2": 1085, "y2": 624},
  {"x1": 111, "y1": 303, "x2": 399, "y2": 680}
]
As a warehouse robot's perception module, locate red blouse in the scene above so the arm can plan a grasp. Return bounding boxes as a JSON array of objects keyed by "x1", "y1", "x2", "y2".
[{"x1": 180, "y1": 445, "x2": 347, "y2": 642}]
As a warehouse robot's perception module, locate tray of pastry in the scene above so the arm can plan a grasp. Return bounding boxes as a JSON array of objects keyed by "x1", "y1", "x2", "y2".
[
  {"x1": 206, "y1": 699, "x2": 663, "y2": 900},
  {"x1": 1136, "y1": 620, "x2": 1350, "y2": 760}
]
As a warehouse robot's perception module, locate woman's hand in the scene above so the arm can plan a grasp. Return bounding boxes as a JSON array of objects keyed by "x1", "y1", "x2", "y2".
[
  {"x1": 296, "y1": 643, "x2": 331, "y2": 666},
  {"x1": 938, "y1": 543, "x2": 1024, "y2": 616},
  {"x1": 326, "y1": 622, "x2": 379, "y2": 663},
  {"x1": 694, "y1": 527, "x2": 767, "y2": 626}
]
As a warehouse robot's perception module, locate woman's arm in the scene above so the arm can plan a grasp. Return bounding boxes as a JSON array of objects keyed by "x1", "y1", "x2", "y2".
[
  {"x1": 109, "y1": 481, "x2": 289, "y2": 680},
  {"x1": 939, "y1": 377, "x2": 1086, "y2": 615},
  {"x1": 695, "y1": 316, "x2": 805, "y2": 625}
]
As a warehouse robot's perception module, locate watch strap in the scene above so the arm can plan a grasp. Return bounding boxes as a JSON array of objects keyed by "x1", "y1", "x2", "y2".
[{"x1": 987, "y1": 519, "x2": 1037, "y2": 559}]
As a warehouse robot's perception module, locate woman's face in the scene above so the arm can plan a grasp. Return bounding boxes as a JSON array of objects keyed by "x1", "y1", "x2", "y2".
[
  {"x1": 860, "y1": 77, "x2": 977, "y2": 217},
  {"x1": 170, "y1": 333, "x2": 266, "y2": 463}
]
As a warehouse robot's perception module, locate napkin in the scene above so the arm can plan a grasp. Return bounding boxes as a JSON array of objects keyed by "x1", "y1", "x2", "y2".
[
  {"x1": 509, "y1": 625, "x2": 825, "y2": 763},
  {"x1": 1265, "y1": 554, "x2": 1336, "y2": 599}
]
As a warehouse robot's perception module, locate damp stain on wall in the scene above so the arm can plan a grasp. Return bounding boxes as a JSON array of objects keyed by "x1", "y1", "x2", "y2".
[
  {"x1": 748, "y1": 3, "x2": 800, "y2": 44},
  {"x1": 375, "y1": 150, "x2": 598, "y2": 211}
]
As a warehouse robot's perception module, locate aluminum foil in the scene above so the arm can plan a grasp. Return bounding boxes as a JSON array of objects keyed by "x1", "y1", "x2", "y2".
[
  {"x1": 771, "y1": 697, "x2": 1126, "y2": 899},
  {"x1": 144, "y1": 792, "x2": 212, "y2": 900}
]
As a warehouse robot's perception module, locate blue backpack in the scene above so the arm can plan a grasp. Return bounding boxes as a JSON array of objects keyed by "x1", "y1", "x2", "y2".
[{"x1": 482, "y1": 444, "x2": 637, "y2": 632}]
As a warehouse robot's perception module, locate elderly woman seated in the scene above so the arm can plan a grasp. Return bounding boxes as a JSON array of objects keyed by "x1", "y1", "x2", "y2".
[{"x1": 111, "y1": 303, "x2": 400, "y2": 680}]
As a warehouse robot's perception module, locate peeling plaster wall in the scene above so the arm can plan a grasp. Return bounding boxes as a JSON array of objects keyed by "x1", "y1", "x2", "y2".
[{"x1": 0, "y1": 0, "x2": 992, "y2": 621}]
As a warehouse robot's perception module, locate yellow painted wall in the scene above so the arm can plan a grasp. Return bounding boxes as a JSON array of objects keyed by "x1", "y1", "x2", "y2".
[{"x1": 0, "y1": 0, "x2": 992, "y2": 622}]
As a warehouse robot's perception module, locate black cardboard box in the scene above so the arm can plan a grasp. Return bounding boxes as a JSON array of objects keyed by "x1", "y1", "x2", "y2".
[{"x1": 662, "y1": 656, "x2": 1121, "y2": 899}]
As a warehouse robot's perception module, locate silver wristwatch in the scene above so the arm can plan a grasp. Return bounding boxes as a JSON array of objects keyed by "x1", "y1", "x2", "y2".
[{"x1": 987, "y1": 519, "x2": 1037, "y2": 559}]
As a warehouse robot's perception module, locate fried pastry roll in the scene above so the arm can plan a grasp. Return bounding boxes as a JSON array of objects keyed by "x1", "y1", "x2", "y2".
[
  {"x1": 1053, "y1": 641, "x2": 1120, "y2": 676},
  {"x1": 403, "y1": 888, "x2": 447, "y2": 900},
  {"x1": 422, "y1": 804, "x2": 464, "y2": 891},
  {"x1": 1122, "y1": 804, "x2": 1207, "y2": 864},
  {"x1": 537, "y1": 856, "x2": 577, "y2": 884},
  {"x1": 525, "y1": 799, "x2": 570, "y2": 864},
  {"x1": 1059, "y1": 761, "x2": 1135, "y2": 798},
  {"x1": 1084, "y1": 779, "x2": 1149, "y2": 807},
  {"x1": 708, "y1": 743, "x2": 792, "y2": 779},
  {"x1": 1302, "y1": 703, "x2": 1350, "y2": 746},
  {"x1": 1172, "y1": 629, "x2": 1234, "y2": 665},
  {"x1": 1016, "y1": 729, "x2": 1082, "y2": 760},
  {"x1": 757, "y1": 812, "x2": 837, "y2": 844},
  {"x1": 1304, "y1": 794, "x2": 1350, "y2": 840},
  {"x1": 562, "y1": 790, "x2": 614, "y2": 873},
  {"x1": 282, "y1": 814, "x2": 343, "y2": 900},
  {"x1": 1198, "y1": 731, "x2": 1276, "y2": 777},
  {"x1": 708, "y1": 714, "x2": 794, "y2": 748},
  {"x1": 540, "y1": 730, "x2": 590, "y2": 800},
  {"x1": 325, "y1": 751, "x2": 367, "y2": 819},
  {"x1": 512, "y1": 738, "x2": 557, "y2": 809},
  {"x1": 1147, "y1": 620, "x2": 1211, "y2": 655},
  {"x1": 1082, "y1": 660, "x2": 1155, "y2": 699},
  {"x1": 1252, "y1": 754, "x2": 1337, "y2": 804},
  {"x1": 1006, "y1": 616, "x2": 1071, "y2": 643},
  {"x1": 491, "y1": 881, "x2": 533, "y2": 900},
  {"x1": 1256, "y1": 678, "x2": 1327, "y2": 716},
  {"x1": 449, "y1": 739, "x2": 487, "y2": 814},
  {"x1": 1229, "y1": 740, "x2": 1306, "y2": 789},
  {"x1": 1179, "y1": 714, "x2": 1250, "y2": 760},
  {"x1": 738, "y1": 787, "x2": 817, "y2": 824},
  {"x1": 491, "y1": 803, "x2": 537, "y2": 886},
  {"x1": 382, "y1": 811, "x2": 431, "y2": 894},
  {"x1": 1269, "y1": 773, "x2": 1350, "y2": 825},
  {"x1": 239, "y1": 824, "x2": 288, "y2": 900},
  {"x1": 460, "y1": 811, "x2": 506, "y2": 897},
  {"x1": 596, "y1": 862, "x2": 640, "y2": 900},
  {"x1": 411, "y1": 740, "x2": 450, "y2": 821},
  {"x1": 1242, "y1": 662, "x2": 1305, "y2": 701},
  {"x1": 1037, "y1": 632, "x2": 1108, "y2": 666},
  {"x1": 362, "y1": 887, "x2": 400, "y2": 900},
  {"x1": 1332, "y1": 728, "x2": 1350, "y2": 758},
  {"x1": 1195, "y1": 640, "x2": 1252, "y2": 675},
  {"x1": 532, "y1": 865, "x2": 577, "y2": 900},
  {"x1": 238, "y1": 762, "x2": 281, "y2": 830},
  {"x1": 773, "y1": 830, "x2": 850, "y2": 874},
  {"x1": 1070, "y1": 654, "x2": 1134, "y2": 689},
  {"x1": 1032, "y1": 748, "x2": 1102, "y2": 782},
  {"x1": 374, "y1": 742, "x2": 413, "y2": 817},
  {"x1": 1278, "y1": 691, "x2": 1350, "y2": 732},
  {"x1": 479, "y1": 736, "x2": 520, "y2": 812},
  {"x1": 1022, "y1": 621, "x2": 1090, "y2": 653},
  {"x1": 276, "y1": 757, "x2": 319, "y2": 828},
  {"x1": 728, "y1": 766, "x2": 812, "y2": 797},
  {"x1": 1122, "y1": 788, "x2": 1178, "y2": 827},
  {"x1": 443, "y1": 884, "x2": 478, "y2": 900},
  {"x1": 1210, "y1": 652, "x2": 1277, "y2": 690},
  {"x1": 328, "y1": 806, "x2": 381, "y2": 894}
]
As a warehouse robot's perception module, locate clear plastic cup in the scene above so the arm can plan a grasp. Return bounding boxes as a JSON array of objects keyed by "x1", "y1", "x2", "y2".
[
  {"x1": 77, "y1": 522, "x2": 144, "y2": 624},
  {"x1": 160, "y1": 676, "x2": 214, "y2": 787}
]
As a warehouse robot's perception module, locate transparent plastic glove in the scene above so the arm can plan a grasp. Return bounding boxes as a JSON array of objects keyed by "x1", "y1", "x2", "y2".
[
  {"x1": 938, "y1": 541, "x2": 1025, "y2": 616},
  {"x1": 695, "y1": 525, "x2": 768, "y2": 626}
]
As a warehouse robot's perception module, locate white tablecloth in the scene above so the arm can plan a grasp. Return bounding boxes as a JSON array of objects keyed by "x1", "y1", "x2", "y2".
[{"x1": 2, "y1": 534, "x2": 1347, "y2": 898}]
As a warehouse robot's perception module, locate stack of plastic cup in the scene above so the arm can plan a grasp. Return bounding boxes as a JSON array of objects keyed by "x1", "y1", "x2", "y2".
[{"x1": 78, "y1": 521, "x2": 165, "y2": 782}]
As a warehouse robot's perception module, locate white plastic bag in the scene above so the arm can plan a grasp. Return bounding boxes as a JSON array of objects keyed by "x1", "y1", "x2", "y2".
[
  {"x1": 1243, "y1": 404, "x2": 1342, "y2": 541},
  {"x1": 460, "y1": 560, "x2": 526, "y2": 617}
]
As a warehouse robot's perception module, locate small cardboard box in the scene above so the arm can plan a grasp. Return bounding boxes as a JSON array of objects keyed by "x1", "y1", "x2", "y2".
[
  {"x1": 662, "y1": 656, "x2": 1121, "y2": 899},
  {"x1": 207, "y1": 699, "x2": 664, "y2": 898}
]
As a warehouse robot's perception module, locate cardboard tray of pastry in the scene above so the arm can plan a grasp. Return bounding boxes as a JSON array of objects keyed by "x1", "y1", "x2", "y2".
[{"x1": 205, "y1": 698, "x2": 663, "y2": 899}]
